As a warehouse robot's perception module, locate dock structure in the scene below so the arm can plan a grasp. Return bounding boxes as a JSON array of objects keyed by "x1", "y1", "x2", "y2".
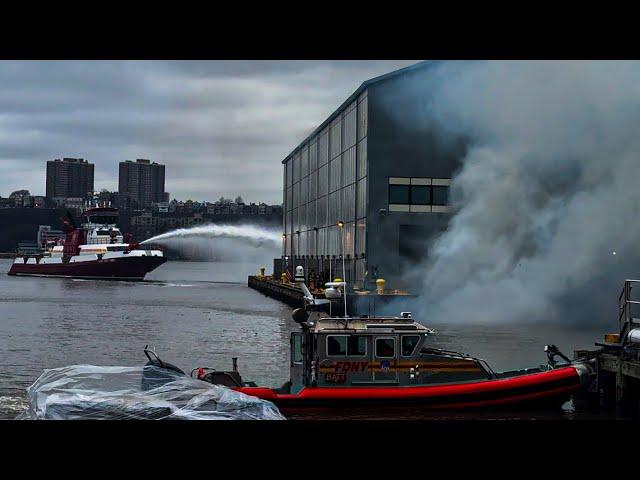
[
  {"x1": 248, "y1": 275, "x2": 309, "y2": 309},
  {"x1": 248, "y1": 274, "x2": 418, "y2": 317},
  {"x1": 574, "y1": 280, "x2": 640, "y2": 417}
]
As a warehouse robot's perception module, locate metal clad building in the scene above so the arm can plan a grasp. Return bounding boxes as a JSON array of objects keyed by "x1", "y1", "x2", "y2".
[{"x1": 281, "y1": 61, "x2": 466, "y2": 289}]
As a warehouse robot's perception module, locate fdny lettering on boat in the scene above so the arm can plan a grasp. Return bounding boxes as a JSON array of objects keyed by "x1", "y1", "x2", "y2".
[{"x1": 332, "y1": 361, "x2": 370, "y2": 373}]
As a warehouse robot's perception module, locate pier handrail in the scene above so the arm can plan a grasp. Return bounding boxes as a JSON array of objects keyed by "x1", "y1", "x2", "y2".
[{"x1": 618, "y1": 279, "x2": 640, "y2": 340}]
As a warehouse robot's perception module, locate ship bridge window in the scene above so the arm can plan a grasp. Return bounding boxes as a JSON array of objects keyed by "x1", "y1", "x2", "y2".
[
  {"x1": 327, "y1": 335, "x2": 367, "y2": 357},
  {"x1": 88, "y1": 216, "x2": 117, "y2": 225},
  {"x1": 375, "y1": 337, "x2": 396, "y2": 358},
  {"x1": 96, "y1": 230, "x2": 111, "y2": 236},
  {"x1": 401, "y1": 335, "x2": 421, "y2": 356}
]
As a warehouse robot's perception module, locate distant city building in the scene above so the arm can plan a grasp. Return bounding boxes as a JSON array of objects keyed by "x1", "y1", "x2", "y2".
[
  {"x1": 118, "y1": 159, "x2": 167, "y2": 209},
  {"x1": 154, "y1": 201, "x2": 169, "y2": 213},
  {"x1": 46, "y1": 158, "x2": 94, "y2": 199},
  {"x1": 9, "y1": 189, "x2": 32, "y2": 208},
  {"x1": 129, "y1": 200, "x2": 283, "y2": 241},
  {"x1": 52, "y1": 196, "x2": 85, "y2": 213},
  {"x1": 32, "y1": 196, "x2": 47, "y2": 208}
]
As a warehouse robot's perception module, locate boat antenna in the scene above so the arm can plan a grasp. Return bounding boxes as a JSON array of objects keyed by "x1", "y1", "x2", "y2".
[{"x1": 337, "y1": 221, "x2": 348, "y2": 319}]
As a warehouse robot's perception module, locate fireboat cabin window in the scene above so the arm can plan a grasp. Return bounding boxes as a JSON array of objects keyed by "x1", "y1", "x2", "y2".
[
  {"x1": 327, "y1": 335, "x2": 367, "y2": 357},
  {"x1": 375, "y1": 338, "x2": 396, "y2": 358},
  {"x1": 292, "y1": 334, "x2": 303, "y2": 364},
  {"x1": 401, "y1": 335, "x2": 420, "y2": 356}
]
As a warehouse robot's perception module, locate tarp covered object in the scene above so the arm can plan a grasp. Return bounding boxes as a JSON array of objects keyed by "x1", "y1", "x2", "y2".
[{"x1": 17, "y1": 365, "x2": 285, "y2": 420}]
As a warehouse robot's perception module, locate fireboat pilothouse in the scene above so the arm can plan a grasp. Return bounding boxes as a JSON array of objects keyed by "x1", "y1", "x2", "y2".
[{"x1": 8, "y1": 206, "x2": 166, "y2": 280}]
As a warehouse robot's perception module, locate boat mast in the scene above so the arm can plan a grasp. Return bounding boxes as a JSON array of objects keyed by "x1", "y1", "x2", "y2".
[{"x1": 337, "y1": 220, "x2": 348, "y2": 319}]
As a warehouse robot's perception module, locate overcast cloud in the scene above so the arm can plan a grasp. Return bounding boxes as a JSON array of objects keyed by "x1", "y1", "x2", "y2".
[{"x1": 0, "y1": 60, "x2": 417, "y2": 204}]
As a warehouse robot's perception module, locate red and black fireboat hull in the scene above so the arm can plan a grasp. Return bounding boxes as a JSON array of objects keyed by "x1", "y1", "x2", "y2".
[
  {"x1": 235, "y1": 366, "x2": 586, "y2": 415},
  {"x1": 7, "y1": 255, "x2": 167, "y2": 281}
]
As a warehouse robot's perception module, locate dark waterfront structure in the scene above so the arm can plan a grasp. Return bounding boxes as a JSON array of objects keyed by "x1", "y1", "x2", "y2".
[
  {"x1": 574, "y1": 279, "x2": 640, "y2": 418},
  {"x1": 45, "y1": 158, "x2": 94, "y2": 199},
  {"x1": 0, "y1": 208, "x2": 69, "y2": 252},
  {"x1": 280, "y1": 61, "x2": 465, "y2": 290},
  {"x1": 118, "y1": 159, "x2": 167, "y2": 209}
]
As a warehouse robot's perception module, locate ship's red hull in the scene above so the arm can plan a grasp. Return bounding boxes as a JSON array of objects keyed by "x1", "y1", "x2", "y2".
[
  {"x1": 235, "y1": 366, "x2": 584, "y2": 414},
  {"x1": 7, "y1": 255, "x2": 167, "y2": 280}
]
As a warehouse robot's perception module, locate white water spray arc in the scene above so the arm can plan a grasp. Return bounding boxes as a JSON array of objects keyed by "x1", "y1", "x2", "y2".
[{"x1": 139, "y1": 224, "x2": 282, "y2": 248}]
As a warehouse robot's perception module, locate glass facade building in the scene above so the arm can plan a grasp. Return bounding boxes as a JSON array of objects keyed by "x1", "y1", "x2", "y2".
[{"x1": 280, "y1": 61, "x2": 465, "y2": 290}]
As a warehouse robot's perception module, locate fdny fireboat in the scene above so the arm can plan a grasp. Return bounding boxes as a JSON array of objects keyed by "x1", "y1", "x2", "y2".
[
  {"x1": 143, "y1": 279, "x2": 595, "y2": 416},
  {"x1": 8, "y1": 206, "x2": 166, "y2": 280}
]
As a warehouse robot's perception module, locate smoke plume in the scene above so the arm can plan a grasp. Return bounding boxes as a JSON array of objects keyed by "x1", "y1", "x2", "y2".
[{"x1": 410, "y1": 61, "x2": 640, "y2": 325}]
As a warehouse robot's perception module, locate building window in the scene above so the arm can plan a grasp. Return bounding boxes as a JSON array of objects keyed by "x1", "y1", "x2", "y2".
[
  {"x1": 432, "y1": 186, "x2": 449, "y2": 206},
  {"x1": 388, "y1": 177, "x2": 451, "y2": 210},
  {"x1": 389, "y1": 185, "x2": 410, "y2": 204},
  {"x1": 410, "y1": 185, "x2": 430, "y2": 205}
]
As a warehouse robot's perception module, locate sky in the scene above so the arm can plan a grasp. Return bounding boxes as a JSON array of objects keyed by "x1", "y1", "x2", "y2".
[{"x1": 0, "y1": 60, "x2": 418, "y2": 204}]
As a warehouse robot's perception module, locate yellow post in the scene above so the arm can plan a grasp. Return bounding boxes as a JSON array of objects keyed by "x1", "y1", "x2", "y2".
[
  {"x1": 259, "y1": 266, "x2": 265, "y2": 278},
  {"x1": 376, "y1": 278, "x2": 386, "y2": 295},
  {"x1": 281, "y1": 272, "x2": 288, "y2": 284}
]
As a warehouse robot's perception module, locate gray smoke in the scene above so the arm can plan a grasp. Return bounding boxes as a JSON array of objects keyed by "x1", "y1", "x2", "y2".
[{"x1": 409, "y1": 61, "x2": 640, "y2": 325}]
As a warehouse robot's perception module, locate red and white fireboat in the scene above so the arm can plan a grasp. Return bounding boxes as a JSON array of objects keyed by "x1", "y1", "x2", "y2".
[{"x1": 7, "y1": 206, "x2": 166, "y2": 280}]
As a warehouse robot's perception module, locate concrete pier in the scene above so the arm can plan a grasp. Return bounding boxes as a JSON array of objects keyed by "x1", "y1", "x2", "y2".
[
  {"x1": 247, "y1": 275, "x2": 310, "y2": 308},
  {"x1": 247, "y1": 275, "x2": 418, "y2": 317}
]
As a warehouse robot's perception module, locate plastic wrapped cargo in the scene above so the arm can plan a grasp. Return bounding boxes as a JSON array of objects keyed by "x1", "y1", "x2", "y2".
[{"x1": 17, "y1": 364, "x2": 286, "y2": 420}]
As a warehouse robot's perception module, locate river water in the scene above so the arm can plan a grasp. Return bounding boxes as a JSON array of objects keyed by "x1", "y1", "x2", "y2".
[{"x1": 0, "y1": 259, "x2": 610, "y2": 420}]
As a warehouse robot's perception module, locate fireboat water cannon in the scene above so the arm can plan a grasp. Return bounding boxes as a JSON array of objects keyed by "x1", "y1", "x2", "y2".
[
  {"x1": 294, "y1": 266, "x2": 344, "y2": 314},
  {"x1": 324, "y1": 281, "x2": 345, "y2": 300},
  {"x1": 299, "y1": 282, "x2": 331, "y2": 308}
]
